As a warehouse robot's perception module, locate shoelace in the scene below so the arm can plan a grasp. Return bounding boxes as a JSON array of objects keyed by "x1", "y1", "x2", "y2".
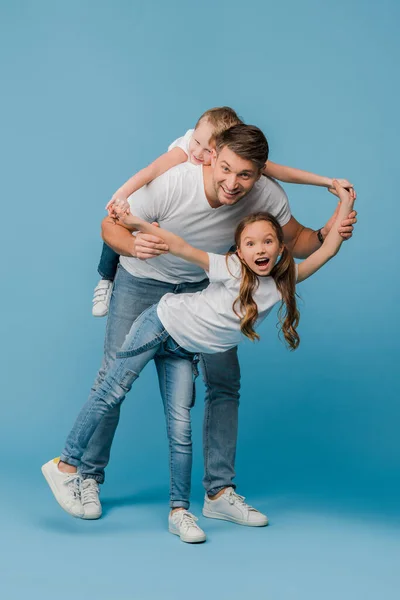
[
  {"x1": 226, "y1": 489, "x2": 256, "y2": 512},
  {"x1": 64, "y1": 474, "x2": 81, "y2": 500},
  {"x1": 177, "y1": 511, "x2": 199, "y2": 531},
  {"x1": 81, "y1": 480, "x2": 99, "y2": 505}
]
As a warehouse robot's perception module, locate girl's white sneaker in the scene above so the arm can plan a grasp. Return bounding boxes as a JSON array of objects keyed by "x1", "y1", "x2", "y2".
[
  {"x1": 168, "y1": 510, "x2": 207, "y2": 543},
  {"x1": 41, "y1": 458, "x2": 84, "y2": 518}
]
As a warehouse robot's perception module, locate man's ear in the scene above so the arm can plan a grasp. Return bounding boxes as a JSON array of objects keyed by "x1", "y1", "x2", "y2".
[{"x1": 210, "y1": 149, "x2": 217, "y2": 167}]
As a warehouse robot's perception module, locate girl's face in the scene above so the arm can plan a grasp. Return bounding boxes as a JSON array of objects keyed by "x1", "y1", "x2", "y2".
[
  {"x1": 237, "y1": 220, "x2": 283, "y2": 277},
  {"x1": 188, "y1": 120, "x2": 214, "y2": 166}
]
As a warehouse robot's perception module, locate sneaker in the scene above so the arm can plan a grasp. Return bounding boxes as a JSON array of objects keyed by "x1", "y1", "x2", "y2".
[
  {"x1": 202, "y1": 487, "x2": 268, "y2": 527},
  {"x1": 92, "y1": 279, "x2": 113, "y2": 317},
  {"x1": 168, "y1": 510, "x2": 207, "y2": 543},
  {"x1": 41, "y1": 458, "x2": 83, "y2": 518},
  {"x1": 81, "y1": 478, "x2": 102, "y2": 520}
]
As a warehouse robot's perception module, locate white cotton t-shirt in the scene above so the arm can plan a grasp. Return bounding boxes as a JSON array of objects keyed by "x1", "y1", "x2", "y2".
[
  {"x1": 119, "y1": 163, "x2": 292, "y2": 284},
  {"x1": 167, "y1": 129, "x2": 193, "y2": 156},
  {"x1": 157, "y1": 253, "x2": 284, "y2": 354}
]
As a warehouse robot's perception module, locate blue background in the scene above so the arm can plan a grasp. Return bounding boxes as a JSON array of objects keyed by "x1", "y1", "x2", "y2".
[{"x1": 1, "y1": 1, "x2": 399, "y2": 598}]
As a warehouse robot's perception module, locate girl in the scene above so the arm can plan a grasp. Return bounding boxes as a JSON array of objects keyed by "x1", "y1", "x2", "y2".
[
  {"x1": 43, "y1": 180, "x2": 355, "y2": 543},
  {"x1": 92, "y1": 106, "x2": 352, "y2": 316}
]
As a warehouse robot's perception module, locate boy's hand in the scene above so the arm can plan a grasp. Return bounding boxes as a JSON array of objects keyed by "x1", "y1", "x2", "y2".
[
  {"x1": 106, "y1": 196, "x2": 130, "y2": 218},
  {"x1": 327, "y1": 178, "x2": 354, "y2": 197},
  {"x1": 320, "y1": 182, "x2": 357, "y2": 240}
]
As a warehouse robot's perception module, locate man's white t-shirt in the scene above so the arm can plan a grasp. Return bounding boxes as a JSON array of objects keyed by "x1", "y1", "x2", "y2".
[
  {"x1": 120, "y1": 163, "x2": 291, "y2": 284},
  {"x1": 167, "y1": 129, "x2": 193, "y2": 156},
  {"x1": 157, "y1": 253, "x2": 286, "y2": 354}
]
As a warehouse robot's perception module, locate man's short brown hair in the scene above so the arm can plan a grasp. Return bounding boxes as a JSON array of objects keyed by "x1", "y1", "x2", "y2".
[{"x1": 214, "y1": 124, "x2": 269, "y2": 171}]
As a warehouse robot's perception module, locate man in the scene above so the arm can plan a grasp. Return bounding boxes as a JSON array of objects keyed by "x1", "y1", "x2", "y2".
[{"x1": 77, "y1": 124, "x2": 356, "y2": 523}]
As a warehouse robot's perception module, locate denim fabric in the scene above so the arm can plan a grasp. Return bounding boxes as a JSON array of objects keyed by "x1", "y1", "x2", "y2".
[
  {"x1": 61, "y1": 305, "x2": 197, "y2": 509},
  {"x1": 97, "y1": 242, "x2": 120, "y2": 281},
  {"x1": 80, "y1": 265, "x2": 240, "y2": 496}
]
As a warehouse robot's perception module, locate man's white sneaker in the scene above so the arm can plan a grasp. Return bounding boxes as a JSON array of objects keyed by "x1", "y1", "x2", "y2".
[
  {"x1": 81, "y1": 478, "x2": 102, "y2": 520},
  {"x1": 41, "y1": 458, "x2": 83, "y2": 518},
  {"x1": 202, "y1": 487, "x2": 268, "y2": 527},
  {"x1": 168, "y1": 510, "x2": 207, "y2": 543},
  {"x1": 92, "y1": 279, "x2": 113, "y2": 317}
]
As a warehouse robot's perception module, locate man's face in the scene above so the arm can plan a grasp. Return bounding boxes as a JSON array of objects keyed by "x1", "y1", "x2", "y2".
[{"x1": 211, "y1": 147, "x2": 261, "y2": 206}]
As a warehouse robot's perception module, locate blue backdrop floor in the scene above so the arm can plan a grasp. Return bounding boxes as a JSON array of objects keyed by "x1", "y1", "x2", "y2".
[{"x1": 2, "y1": 475, "x2": 399, "y2": 600}]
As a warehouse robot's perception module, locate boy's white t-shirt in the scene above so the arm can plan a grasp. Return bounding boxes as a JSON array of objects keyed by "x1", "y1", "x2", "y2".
[
  {"x1": 167, "y1": 129, "x2": 193, "y2": 156},
  {"x1": 157, "y1": 253, "x2": 286, "y2": 354},
  {"x1": 120, "y1": 163, "x2": 291, "y2": 284}
]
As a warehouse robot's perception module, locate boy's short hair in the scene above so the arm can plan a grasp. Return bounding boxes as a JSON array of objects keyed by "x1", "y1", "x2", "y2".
[
  {"x1": 195, "y1": 106, "x2": 243, "y2": 142},
  {"x1": 214, "y1": 124, "x2": 269, "y2": 171}
]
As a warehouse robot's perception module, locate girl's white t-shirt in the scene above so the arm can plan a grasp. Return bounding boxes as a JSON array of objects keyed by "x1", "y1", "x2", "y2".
[
  {"x1": 167, "y1": 129, "x2": 193, "y2": 156},
  {"x1": 157, "y1": 253, "x2": 286, "y2": 354}
]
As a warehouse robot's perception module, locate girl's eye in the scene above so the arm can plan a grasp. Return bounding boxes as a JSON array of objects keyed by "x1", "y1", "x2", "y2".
[{"x1": 246, "y1": 241, "x2": 253, "y2": 246}]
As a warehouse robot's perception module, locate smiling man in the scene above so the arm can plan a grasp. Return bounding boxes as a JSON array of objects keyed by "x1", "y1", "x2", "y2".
[{"x1": 76, "y1": 124, "x2": 356, "y2": 524}]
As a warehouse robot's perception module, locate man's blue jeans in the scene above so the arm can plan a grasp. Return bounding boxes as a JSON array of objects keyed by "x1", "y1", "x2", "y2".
[
  {"x1": 80, "y1": 265, "x2": 240, "y2": 496},
  {"x1": 61, "y1": 305, "x2": 197, "y2": 509}
]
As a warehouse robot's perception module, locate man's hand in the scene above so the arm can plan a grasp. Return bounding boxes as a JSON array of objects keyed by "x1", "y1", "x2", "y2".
[
  {"x1": 133, "y1": 222, "x2": 169, "y2": 260},
  {"x1": 320, "y1": 188, "x2": 357, "y2": 241}
]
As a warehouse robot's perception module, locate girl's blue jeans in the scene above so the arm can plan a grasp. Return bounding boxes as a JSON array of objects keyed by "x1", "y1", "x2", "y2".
[
  {"x1": 61, "y1": 304, "x2": 198, "y2": 509},
  {"x1": 80, "y1": 265, "x2": 240, "y2": 497}
]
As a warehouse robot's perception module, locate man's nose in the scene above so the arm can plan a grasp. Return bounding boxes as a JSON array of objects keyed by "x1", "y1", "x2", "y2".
[{"x1": 226, "y1": 174, "x2": 238, "y2": 190}]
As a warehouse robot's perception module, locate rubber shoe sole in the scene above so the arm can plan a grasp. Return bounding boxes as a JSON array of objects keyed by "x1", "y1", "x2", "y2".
[
  {"x1": 202, "y1": 507, "x2": 268, "y2": 527},
  {"x1": 168, "y1": 526, "x2": 206, "y2": 543}
]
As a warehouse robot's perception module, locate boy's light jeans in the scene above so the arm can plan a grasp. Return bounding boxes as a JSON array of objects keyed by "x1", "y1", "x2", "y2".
[
  {"x1": 80, "y1": 265, "x2": 241, "y2": 497},
  {"x1": 61, "y1": 304, "x2": 197, "y2": 508}
]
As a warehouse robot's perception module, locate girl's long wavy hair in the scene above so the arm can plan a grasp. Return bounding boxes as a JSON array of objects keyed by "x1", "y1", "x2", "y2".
[{"x1": 229, "y1": 212, "x2": 300, "y2": 350}]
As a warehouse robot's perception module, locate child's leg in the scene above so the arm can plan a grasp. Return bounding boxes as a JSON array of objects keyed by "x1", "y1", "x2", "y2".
[
  {"x1": 93, "y1": 243, "x2": 120, "y2": 317},
  {"x1": 155, "y1": 353, "x2": 196, "y2": 511},
  {"x1": 60, "y1": 342, "x2": 159, "y2": 467},
  {"x1": 97, "y1": 242, "x2": 120, "y2": 281}
]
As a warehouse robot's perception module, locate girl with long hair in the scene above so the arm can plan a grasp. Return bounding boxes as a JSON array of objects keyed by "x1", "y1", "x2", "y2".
[{"x1": 42, "y1": 181, "x2": 355, "y2": 543}]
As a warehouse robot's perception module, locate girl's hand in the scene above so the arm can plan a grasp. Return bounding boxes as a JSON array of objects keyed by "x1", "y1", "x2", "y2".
[{"x1": 321, "y1": 181, "x2": 357, "y2": 240}]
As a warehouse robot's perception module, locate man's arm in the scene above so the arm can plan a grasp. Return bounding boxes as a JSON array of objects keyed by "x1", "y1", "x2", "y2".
[
  {"x1": 282, "y1": 205, "x2": 357, "y2": 259},
  {"x1": 101, "y1": 216, "x2": 168, "y2": 259}
]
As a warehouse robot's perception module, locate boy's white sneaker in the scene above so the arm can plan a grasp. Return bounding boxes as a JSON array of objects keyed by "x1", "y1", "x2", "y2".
[
  {"x1": 92, "y1": 279, "x2": 113, "y2": 317},
  {"x1": 81, "y1": 479, "x2": 102, "y2": 520},
  {"x1": 41, "y1": 458, "x2": 83, "y2": 518},
  {"x1": 168, "y1": 510, "x2": 207, "y2": 543},
  {"x1": 202, "y1": 487, "x2": 268, "y2": 527}
]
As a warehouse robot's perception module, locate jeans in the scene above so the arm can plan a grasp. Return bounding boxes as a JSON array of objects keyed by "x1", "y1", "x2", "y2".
[
  {"x1": 97, "y1": 242, "x2": 120, "y2": 281},
  {"x1": 80, "y1": 265, "x2": 240, "y2": 496},
  {"x1": 61, "y1": 305, "x2": 197, "y2": 509}
]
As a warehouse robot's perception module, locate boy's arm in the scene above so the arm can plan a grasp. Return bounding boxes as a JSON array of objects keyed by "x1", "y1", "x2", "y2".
[
  {"x1": 107, "y1": 147, "x2": 187, "y2": 208},
  {"x1": 297, "y1": 182, "x2": 356, "y2": 283},
  {"x1": 119, "y1": 213, "x2": 209, "y2": 271},
  {"x1": 101, "y1": 216, "x2": 169, "y2": 259},
  {"x1": 264, "y1": 160, "x2": 352, "y2": 191}
]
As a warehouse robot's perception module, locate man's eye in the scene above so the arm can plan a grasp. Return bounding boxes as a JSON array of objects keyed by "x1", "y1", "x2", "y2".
[
  {"x1": 241, "y1": 174, "x2": 250, "y2": 180},
  {"x1": 223, "y1": 167, "x2": 229, "y2": 172}
]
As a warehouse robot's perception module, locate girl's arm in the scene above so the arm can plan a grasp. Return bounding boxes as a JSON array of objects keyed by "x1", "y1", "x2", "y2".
[
  {"x1": 297, "y1": 181, "x2": 356, "y2": 283},
  {"x1": 119, "y1": 213, "x2": 209, "y2": 271},
  {"x1": 106, "y1": 147, "x2": 188, "y2": 211},
  {"x1": 264, "y1": 160, "x2": 352, "y2": 191}
]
